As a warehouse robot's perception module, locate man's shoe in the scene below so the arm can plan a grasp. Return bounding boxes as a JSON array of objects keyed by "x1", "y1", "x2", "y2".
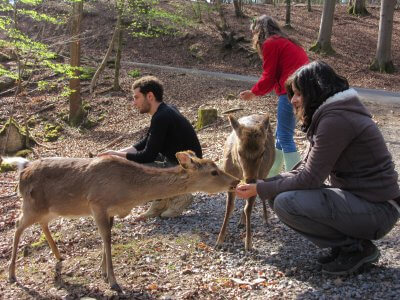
[
  {"x1": 322, "y1": 240, "x2": 380, "y2": 275},
  {"x1": 317, "y1": 247, "x2": 341, "y2": 265}
]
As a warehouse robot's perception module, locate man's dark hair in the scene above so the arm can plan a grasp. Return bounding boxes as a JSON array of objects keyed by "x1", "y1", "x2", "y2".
[
  {"x1": 132, "y1": 76, "x2": 164, "y2": 102},
  {"x1": 285, "y1": 60, "x2": 349, "y2": 132}
]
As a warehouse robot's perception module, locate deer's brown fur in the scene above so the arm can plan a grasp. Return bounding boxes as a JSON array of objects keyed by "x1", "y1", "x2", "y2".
[
  {"x1": 216, "y1": 114, "x2": 275, "y2": 251},
  {"x1": 6, "y1": 151, "x2": 239, "y2": 291}
]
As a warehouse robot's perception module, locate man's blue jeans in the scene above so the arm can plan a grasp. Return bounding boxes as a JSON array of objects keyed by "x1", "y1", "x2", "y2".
[{"x1": 275, "y1": 94, "x2": 297, "y2": 153}]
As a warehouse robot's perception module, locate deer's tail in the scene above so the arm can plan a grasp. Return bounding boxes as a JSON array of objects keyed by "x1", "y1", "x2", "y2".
[{"x1": 2, "y1": 156, "x2": 30, "y2": 173}]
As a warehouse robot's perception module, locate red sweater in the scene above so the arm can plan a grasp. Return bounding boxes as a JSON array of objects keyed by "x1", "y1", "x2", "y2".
[{"x1": 251, "y1": 36, "x2": 309, "y2": 96}]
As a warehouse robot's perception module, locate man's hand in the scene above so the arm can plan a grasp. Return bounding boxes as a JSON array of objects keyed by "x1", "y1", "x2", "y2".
[
  {"x1": 235, "y1": 183, "x2": 257, "y2": 199},
  {"x1": 239, "y1": 90, "x2": 256, "y2": 101},
  {"x1": 97, "y1": 150, "x2": 124, "y2": 157}
]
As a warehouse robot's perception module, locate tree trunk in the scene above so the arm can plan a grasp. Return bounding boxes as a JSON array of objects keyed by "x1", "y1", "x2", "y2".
[
  {"x1": 307, "y1": 0, "x2": 312, "y2": 12},
  {"x1": 370, "y1": 0, "x2": 395, "y2": 73},
  {"x1": 90, "y1": 21, "x2": 119, "y2": 93},
  {"x1": 69, "y1": 1, "x2": 84, "y2": 127},
  {"x1": 233, "y1": 0, "x2": 243, "y2": 18},
  {"x1": 348, "y1": 0, "x2": 369, "y2": 16},
  {"x1": 285, "y1": 0, "x2": 291, "y2": 28},
  {"x1": 215, "y1": 0, "x2": 227, "y2": 31},
  {"x1": 113, "y1": 0, "x2": 124, "y2": 91},
  {"x1": 309, "y1": 0, "x2": 336, "y2": 55}
]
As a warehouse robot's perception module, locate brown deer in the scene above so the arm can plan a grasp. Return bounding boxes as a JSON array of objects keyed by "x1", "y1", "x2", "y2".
[
  {"x1": 4, "y1": 151, "x2": 239, "y2": 292},
  {"x1": 216, "y1": 114, "x2": 275, "y2": 251}
]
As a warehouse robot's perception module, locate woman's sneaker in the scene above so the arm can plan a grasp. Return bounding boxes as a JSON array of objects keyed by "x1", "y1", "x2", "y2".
[
  {"x1": 317, "y1": 247, "x2": 341, "y2": 265},
  {"x1": 322, "y1": 240, "x2": 380, "y2": 275}
]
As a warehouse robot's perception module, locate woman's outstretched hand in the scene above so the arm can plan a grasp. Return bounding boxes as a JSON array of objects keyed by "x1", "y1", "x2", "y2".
[
  {"x1": 235, "y1": 183, "x2": 257, "y2": 199},
  {"x1": 239, "y1": 90, "x2": 256, "y2": 101}
]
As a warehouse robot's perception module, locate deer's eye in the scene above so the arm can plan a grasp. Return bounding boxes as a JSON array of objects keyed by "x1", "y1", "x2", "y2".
[{"x1": 211, "y1": 170, "x2": 218, "y2": 176}]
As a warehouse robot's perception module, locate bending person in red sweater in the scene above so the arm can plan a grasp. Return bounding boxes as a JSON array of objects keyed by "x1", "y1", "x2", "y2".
[{"x1": 240, "y1": 15, "x2": 309, "y2": 176}]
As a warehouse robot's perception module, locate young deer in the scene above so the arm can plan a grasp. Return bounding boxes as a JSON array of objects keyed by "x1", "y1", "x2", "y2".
[
  {"x1": 216, "y1": 114, "x2": 275, "y2": 251},
  {"x1": 5, "y1": 151, "x2": 239, "y2": 292}
]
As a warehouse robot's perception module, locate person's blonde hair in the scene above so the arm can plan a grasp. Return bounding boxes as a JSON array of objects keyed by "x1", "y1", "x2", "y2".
[{"x1": 251, "y1": 15, "x2": 299, "y2": 58}]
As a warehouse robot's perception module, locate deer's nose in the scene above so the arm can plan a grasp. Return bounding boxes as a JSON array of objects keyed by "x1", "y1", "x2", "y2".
[{"x1": 232, "y1": 179, "x2": 240, "y2": 187}]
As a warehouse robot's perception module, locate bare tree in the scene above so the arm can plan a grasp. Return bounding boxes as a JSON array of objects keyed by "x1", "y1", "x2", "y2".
[
  {"x1": 285, "y1": 0, "x2": 291, "y2": 28},
  {"x1": 348, "y1": 0, "x2": 369, "y2": 16},
  {"x1": 309, "y1": 0, "x2": 336, "y2": 55},
  {"x1": 233, "y1": 0, "x2": 244, "y2": 18},
  {"x1": 370, "y1": 0, "x2": 395, "y2": 73},
  {"x1": 113, "y1": 0, "x2": 125, "y2": 91},
  {"x1": 69, "y1": 0, "x2": 84, "y2": 126}
]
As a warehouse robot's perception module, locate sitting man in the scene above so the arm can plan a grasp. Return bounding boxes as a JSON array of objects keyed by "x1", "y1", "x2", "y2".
[{"x1": 99, "y1": 76, "x2": 202, "y2": 219}]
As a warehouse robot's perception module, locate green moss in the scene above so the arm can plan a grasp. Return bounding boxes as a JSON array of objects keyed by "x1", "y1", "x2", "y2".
[
  {"x1": 0, "y1": 161, "x2": 16, "y2": 172},
  {"x1": 31, "y1": 233, "x2": 47, "y2": 248},
  {"x1": 82, "y1": 101, "x2": 91, "y2": 112},
  {"x1": 44, "y1": 123, "x2": 63, "y2": 142},
  {"x1": 31, "y1": 232, "x2": 61, "y2": 248},
  {"x1": 196, "y1": 108, "x2": 218, "y2": 130},
  {"x1": 309, "y1": 42, "x2": 335, "y2": 56},
  {"x1": 79, "y1": 66, "x2": 96, "y2": 80},
  {"x1": 128, "y1": 69, "x2": 141, "y2": 78},
  {"x1": 15, "y1": 149, "x2": 32, "y2": 157},
  {"x1": 27, "y1": 116, "x2": 38, "y2": 127}
]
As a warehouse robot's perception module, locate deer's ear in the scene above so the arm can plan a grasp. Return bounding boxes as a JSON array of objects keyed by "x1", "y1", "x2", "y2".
[
  {"x1": 261, "y1": 114, "x2": 270, "y2": 130},
  {"x1": 176, "y1": 151, "x2": 195, "y2": 169},
  {"x1": 228, "y1": 114, "x2": 240, "y2": 133}
]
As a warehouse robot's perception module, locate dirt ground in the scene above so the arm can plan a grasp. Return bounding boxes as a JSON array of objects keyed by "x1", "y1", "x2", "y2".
[{"x1": 1, "y1": 1, "x2": 400, "y2": 299}]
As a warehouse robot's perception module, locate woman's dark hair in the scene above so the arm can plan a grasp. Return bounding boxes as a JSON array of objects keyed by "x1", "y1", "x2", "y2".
[
  {"x1": 132, "y1": 76, "x2": 164, "y2": 102},
  {"x1": 251, "y1": 15, "x2": 300, "y2": 58},
  {"x1": 285, "y1": 61, "x2": 349, "y2": 132}
]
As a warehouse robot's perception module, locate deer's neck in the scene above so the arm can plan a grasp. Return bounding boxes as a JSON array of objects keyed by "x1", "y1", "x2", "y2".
[{"x1": 132, "y1": 166, "x2": 192, "y2": 200}]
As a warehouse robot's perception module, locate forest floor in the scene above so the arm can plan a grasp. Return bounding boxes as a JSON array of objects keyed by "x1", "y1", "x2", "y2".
[{"x1": 0, "y1": 1, "x2": 400, "y2": 299}]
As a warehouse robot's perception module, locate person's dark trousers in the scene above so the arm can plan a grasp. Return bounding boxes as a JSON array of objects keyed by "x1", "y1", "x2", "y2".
[{"x1": 270, "y1": 188, "x2": 399, "y2": 249}]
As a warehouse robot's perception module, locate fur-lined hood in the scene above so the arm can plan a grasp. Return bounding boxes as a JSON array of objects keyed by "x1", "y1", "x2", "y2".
[{"x1": 308, "y1": 88, "x2": 372, "y2": 136}]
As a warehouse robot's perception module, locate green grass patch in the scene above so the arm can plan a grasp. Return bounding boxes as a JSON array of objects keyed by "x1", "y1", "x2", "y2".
[
  {"x1": 44, "y1": 123, "x2": 63, "y2": 142},
  {"x1": 128, "y1": 69, "x2": 141, "y2": 78}
]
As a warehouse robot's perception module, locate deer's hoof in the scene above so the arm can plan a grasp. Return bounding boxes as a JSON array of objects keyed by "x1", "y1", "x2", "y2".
[{"x1": 111, "y1": 283, "x2": 122, "y2": 293}]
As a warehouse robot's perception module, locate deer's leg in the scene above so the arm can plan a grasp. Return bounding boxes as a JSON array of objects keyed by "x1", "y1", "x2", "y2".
[
  {"x1": 244, "y1": 196, "x2": 256, "y2": 251},
  {"x1": 237, "y1": 210, "x2": 245, "y2": 228},
  {"x1": 100, "y1": 216, "x2": 114, "y2": 279},
  {"x1": 8, "y1": 213, "x2": 35, "y2": 283},
  {"x1": 261, "y1": 198, "x2": 269, "y2": 224},
  {"x1": 216, "y1": 191, "x2": 236, "y2": 248},
  {"x1": 92, "y1": 209, "x2": 121, "y2": 292},
  {"x1": 40, "y1": 223, "x2": 62, "y2": 261}
]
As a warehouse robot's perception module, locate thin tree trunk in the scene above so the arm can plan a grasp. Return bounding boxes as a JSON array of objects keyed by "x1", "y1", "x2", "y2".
[
  {"x1": 215, "y1": 0, "x2": 227, "y2": 31},
  {"x1": 90, "y1": 24, "x2": 119, "y2": 93},
  {"x1": 307, "y1": 0, "x2": 312, "y2": 12},
  {"x1": 233, "y1": 0, "x2": 243, "y2": 18},
  {"x1": 69, "y1": 1, "x2": 84, "y2": 126},
  {"x1": 113, "y1": 0, "x2": 124, "y2": 91},
  {"x1": 285, "y1": 0, "x2": 291, "y2": 28},
  {"x1": 370, "y1": 0, "x2": 395, "y2": 73},
  {"x1": 310, "y1": 0, "x2": 336, "y2": 55}
]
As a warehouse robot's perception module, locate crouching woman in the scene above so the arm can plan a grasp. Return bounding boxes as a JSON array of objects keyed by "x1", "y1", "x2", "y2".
[{"x1": 236, "y1": 61, "x2": 400, "y2": 275}]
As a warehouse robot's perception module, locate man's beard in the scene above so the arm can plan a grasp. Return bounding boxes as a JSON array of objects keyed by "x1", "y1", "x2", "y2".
[{"x1": 139, "y1": 99, "x2": 151, "y2": 114}]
